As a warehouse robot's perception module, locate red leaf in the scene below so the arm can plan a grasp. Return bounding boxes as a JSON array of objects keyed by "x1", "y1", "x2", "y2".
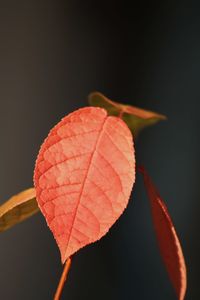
[
  {"x1": 34, "y1": 107, "x2": 135, "y2": 263},
  {"x1": 139, "y1": 166, "x2": 187, "y2": 300}
]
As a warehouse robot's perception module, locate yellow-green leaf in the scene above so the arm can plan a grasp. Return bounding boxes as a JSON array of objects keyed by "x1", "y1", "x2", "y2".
[
  {"x1": 0, "y1": 188, "x2": 39, "y2": 232},
  {"x1": 88, "y1": 92, "x2": 167, "y2": 137}
]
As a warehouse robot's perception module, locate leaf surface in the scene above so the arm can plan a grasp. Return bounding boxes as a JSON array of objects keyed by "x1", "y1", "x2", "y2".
[
  {"x1": 34, "y1": 107, "x2": 135, "y2": 263},
  {"x1": 88, "y1": 92, "x2": 166, "y2": 137},
  {"x1": 139, "y1": 166, "x2": 187, "y2": 300},
  {"x1": 0, "y1": 188, "x2": 38, "y2": 232}
]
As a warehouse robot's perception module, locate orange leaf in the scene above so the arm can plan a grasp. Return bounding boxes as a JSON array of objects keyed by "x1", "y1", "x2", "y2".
[
  {"x1": 34, "y1": 107, "x2": 135, "y2": 263},
  {"x1": 0, "y1": 188, "x2": 38, "y2": 232},
  {"x1": 139, "y1": 166, "x2": 187, "y2": 300}
]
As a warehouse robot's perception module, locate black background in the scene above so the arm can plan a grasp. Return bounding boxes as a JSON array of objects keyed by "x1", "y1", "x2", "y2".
[{"x1": 0, "y1": 1, "x2": 199, "y2": 299}]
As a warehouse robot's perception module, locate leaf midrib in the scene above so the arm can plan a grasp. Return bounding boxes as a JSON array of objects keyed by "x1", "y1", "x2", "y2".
[{"x1": 63, "y1": 115, "x2": 108, "y2": 260}]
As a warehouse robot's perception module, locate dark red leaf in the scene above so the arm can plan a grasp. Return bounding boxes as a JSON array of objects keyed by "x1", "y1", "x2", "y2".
[
  {"x1": 139, "y1": 166, "x2": 187, "y2": 300},
  {"x1": 34, "y1": 107, "x2": 135, "y2": 263}
]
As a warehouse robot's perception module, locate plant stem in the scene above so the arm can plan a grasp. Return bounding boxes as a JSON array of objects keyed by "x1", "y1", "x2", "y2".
[{"x1": 54, "y1": 257, "x2": 72, "y2": 300}]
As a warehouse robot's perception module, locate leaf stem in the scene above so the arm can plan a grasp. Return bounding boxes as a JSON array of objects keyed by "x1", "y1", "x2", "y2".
[
  {"x1": 54, "y1": 257, "x2": 72, "y2": 300},
  {"x1": 118, "y1": 109, "x2": 124, "y2": 119}
]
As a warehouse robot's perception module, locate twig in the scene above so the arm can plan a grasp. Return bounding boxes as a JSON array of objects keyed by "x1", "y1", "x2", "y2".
[{"x1": 54, "y1": 257, "x2": 72, "y2": 300}]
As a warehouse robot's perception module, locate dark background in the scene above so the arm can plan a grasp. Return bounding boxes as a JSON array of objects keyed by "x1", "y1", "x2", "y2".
[{"x1": 0, "y1": 1, "x2": 199, "y2": 299}]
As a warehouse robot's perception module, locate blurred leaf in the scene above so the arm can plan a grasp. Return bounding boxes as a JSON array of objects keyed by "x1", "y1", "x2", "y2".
[
  {"x1": 139, "y1": 166, "x2": 187, "y2": 300},
  {"x1": 88, "y1": 92, "x2": 166, "y2": 137},
  {"x1": 0, "y1": 188, "x2": 39, "y2": 232}
]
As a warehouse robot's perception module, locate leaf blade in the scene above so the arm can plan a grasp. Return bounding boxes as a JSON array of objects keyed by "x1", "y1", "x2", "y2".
[
  {"x1": 0, "y1": 188, "x2": 39, "y2": 232},
  {"x1": 34, "y1": 107, "x2": 135, "y2": 263},
  {"x1": 139, "y1": 166, "x2": 187, "y2": 300}
]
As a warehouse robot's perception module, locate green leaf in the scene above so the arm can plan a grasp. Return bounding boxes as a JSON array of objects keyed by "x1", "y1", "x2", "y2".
[
  {"x1": 88, "y1": 92, "x2": 167, "y2": 137},
  {"x1": 0, "y1": 188, "x2": 39, "y2": 232}
]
